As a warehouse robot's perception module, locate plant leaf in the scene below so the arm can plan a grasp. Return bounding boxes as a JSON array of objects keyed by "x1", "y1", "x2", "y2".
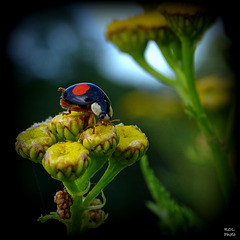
[{"x1": 140, "y1": 155, "x2": 203, "y2": 235}]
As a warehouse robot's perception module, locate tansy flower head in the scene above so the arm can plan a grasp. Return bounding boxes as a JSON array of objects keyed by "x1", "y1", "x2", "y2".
[
  {"x1": 106, "y1": 18, "x2": 148, "y2": 55},
  {"x1": 106, "y1": 11, "x2": 171, "y2": 55},
  {"x1": 196, "y1": 76, "x2": 234, "y2": 110},
  {"x1": 158, "y1": 2, "x2": 209, "y2": 16},
  {"x1": 15, "y1": 119, "x2": 56, "y2": 164},
  {"x1": 158, "y1": 2, "x2": 216, "y2": 40},
  {"x1": 79, "y1": 123, "x2": 119, "y2": 159},
  {"x1": 43, "y1": 141, "x2": 90, "y2": 182},
  {"x1": 50, "y1": 111, "x2": 91, "y2": 142},
  {"x1": 111, "y1": 125, "x2": 149, "y2": 166}
]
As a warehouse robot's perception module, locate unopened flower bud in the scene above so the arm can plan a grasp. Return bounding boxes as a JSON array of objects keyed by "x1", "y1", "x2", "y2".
[
  {"x1": 15, "y1": 119, "x2": 56, "y2": 164},
  {"x1": 106, "y1": 18, "x2": 148, "y2": 55},
  {"x1": 54, "y1": 190, "x2": 73, "y2": 209},
  {"x1": 158, "y1": 3, "x2": 216, "y2": 40},
  {"x1": 56, "y1": 208, "x2": 71, "y2": 220},
  {"x1": 88, "y1": 209, "x2": 106, "y2": 228},
  {"x1": 106, "y1": 11, "x2": 170, "y2": 56},
  {"x1": 111, "y1": 125, "x2": 149, "y2": 166},
  {"x1": 54, "y1": 190, "x2": 73, "y2": 220},
  {"x1": 81, "y1": 197, "x2": 107, "y2": 229},
  {"x1": 50, "y1": 111, "x2": 91, "y2": 141},
  {"x1": 43, "y1": 142, "x2": 90, "y2": 182},
  {"x1": 79, "y1": 123, "x2": 119, "y2": 159},
  {"x1": 89, "y1": 198, "x2": 102, "y2": 207}
]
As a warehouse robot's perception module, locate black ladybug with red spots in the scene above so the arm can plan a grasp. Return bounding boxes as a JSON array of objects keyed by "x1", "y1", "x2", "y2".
[{"x1": 58, "y1": 83, "x2": 113, "y2": 124}]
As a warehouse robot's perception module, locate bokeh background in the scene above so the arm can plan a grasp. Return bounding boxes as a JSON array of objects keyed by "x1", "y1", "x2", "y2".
[{"x1": 4, "y1": 1, "x2": 238, "y2": 238}]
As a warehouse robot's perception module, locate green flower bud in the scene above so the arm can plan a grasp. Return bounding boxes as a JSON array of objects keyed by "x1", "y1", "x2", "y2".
[
  {"x1": 50, "y1": 111, "x2": 91, "y2": 141},
  {"x1": 79, "y1": 123, "x2": 119, "y2": 159},
  {"x1": 111, "y1": 125, "x2": 149, "y2": 166},
  {"x1": 81, "y1": 197, "x2": 107, "y2": 229},
  {"x1": 88, "y1": 209, "x2": 106, "y2": 228},
  {"x1": 15, "y1": 119, "x2": 57, "y2": 164},
  {"x1": 43, "y1": 142, "x2": 90, "y2": 182},
  {"x1": 158, "y1": 3, "x2": 216, "y2": 41}
]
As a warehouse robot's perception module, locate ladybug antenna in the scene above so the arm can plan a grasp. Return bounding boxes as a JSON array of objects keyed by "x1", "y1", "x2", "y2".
[
  {"x1": 110, "y1": 119, "x2": 120, "y2": 124},
  {"x1": 58, "y1": 87, "x2": 65, "y2": 92}
]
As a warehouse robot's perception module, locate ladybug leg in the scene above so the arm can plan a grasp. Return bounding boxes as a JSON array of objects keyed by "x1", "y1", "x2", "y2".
[
  {"x1": 88, "y1": 113, "x2": 95, "y2": 126},
  {"x1": 85, "y1": 124, "x2": 95, "y2": 134},
  {"x1": 92, "y1": 126, "x2": 96, "y2": 134},
  {"x1": 59, "y1": 109, "x2": 71, "y2": 115},
  {"x1": 87, "y1": 113, "x2": 96, "y2": 134}
]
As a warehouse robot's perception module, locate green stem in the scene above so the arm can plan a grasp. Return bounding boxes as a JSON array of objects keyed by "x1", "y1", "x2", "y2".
[
  {"x1": 63, "y1": 181, "x2": 80, "y2": 195},
  {"x1": 224, "y1": 99, "x2": 235, "y2": 153},
  {"x1": 131, "y1": 53, "x2": 177, "y2": 87},
  {"x1": 63, "y1": 181, "x2": 84, "y2": 236},
  {"x1": 157, "y1": 43, "x2": 186, "y2": 85},
  {"x1": 61, "y1": 158, "x2": 109, "y2": 235},
  {"x1": 74, "y1": 157, "x2": 108, "y2": 192},
  {"x1": 181, "y1": 38, "x2": 203, "y2": 116},
  {"x1": 180, "y1": 37, "x2": 233, "y2": 203},
  {"x1": 83, "y1": 160, "x2": 125, "y2": 207}
]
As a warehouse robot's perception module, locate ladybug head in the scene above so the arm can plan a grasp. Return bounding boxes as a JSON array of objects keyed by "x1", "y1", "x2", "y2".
[{"x1": 91, "y1": 100, "x2": 113, "y2": 121}]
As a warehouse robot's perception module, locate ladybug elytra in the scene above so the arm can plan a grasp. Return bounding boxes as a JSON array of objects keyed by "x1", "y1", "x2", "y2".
[{"x1": 58, "y1": 83, "x2": 113, "y2": 124}]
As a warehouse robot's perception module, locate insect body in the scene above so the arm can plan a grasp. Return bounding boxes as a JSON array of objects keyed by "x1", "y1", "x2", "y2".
[{"x1": 58, "y1": 83, "x2": 113, "y2": 124}]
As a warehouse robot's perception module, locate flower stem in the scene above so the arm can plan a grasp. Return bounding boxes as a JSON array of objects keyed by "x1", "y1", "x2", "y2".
[
  {"x1": 63, "y1": 181, "x2": 84, "y2": 236},
  {"x1": 157, "y1": 43, "x2": 185, "y2": 85},
  {"x1": 74, "y1": 157, "x2": 108, "y2": 192},
  {"x1": 131, "y1": 53, "x2": 177, "y2": 87},
  {"x1": 181, "y1": 38, "x2": 203, "y2": 114},
  {"x1": 63, "y1": 181, "x2": 80, "y2": 195},
  {"x1": 180, "y1": 37, "x2": 233, "y2": 203},
  {"x1": 83, "y1": 160, "x2": 125, "y2": 207}
]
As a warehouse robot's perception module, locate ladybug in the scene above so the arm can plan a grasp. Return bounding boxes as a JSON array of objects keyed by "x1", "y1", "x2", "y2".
[{"x1": 58, "y1": 83, "x2": 113, "y2": 124}]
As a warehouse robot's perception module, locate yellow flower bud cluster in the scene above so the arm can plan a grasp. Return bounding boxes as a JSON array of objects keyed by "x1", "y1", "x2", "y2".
[
  {"x1": 16, "y1": 112, "x2": 92, "y2": 181},
  {"x1": 16, "y1": 110, "x2": 148, "y2": 182},
  {"x1": 16, "y1": 103, "x2": 149, "y2": 234}
]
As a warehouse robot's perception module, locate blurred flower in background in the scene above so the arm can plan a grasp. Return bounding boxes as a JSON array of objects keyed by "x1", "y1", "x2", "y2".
[{"x1": 7, "y1": 3, "x2": 232, "y2": 88}]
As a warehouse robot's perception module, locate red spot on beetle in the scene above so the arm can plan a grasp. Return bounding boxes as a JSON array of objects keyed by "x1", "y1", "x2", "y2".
[{"x1": 72, "y1": 84, "x2": 90, "y2": 95}]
